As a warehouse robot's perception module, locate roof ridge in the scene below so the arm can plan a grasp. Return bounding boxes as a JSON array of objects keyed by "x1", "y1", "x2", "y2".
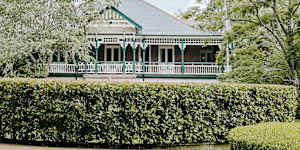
[{"x1": 139, "y1": 0, "x2": 197, "y2": 30}]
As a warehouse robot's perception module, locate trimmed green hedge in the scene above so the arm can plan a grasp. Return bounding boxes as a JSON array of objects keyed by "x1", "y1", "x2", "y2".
[
  {"x1": 0, "y1": 78, "x2": 298, "y2": 146},
  {"x1": 228, "y1": 122, "x2": 300, "y2": 150}
]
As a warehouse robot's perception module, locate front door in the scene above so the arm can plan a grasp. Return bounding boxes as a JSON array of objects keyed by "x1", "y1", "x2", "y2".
[
  {"x1": 104, "y1": 45, "x2": 121, "y2": 62},
  {"x1": 159, "y1": 46, "x2": 175, "y2": 63}
]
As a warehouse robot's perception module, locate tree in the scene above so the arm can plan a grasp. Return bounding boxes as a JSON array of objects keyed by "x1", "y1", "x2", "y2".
[
  {"x1": 215, "y1": 20, "x2": 293, "y2": 85},
  {"x1": 229, "y1": 0, "x2": 300, "y2": 117},
  {"x1": 182, "y1": 0, "x2": 300, "y2": 86},
  {"x1": 180, "y1": 0, "x2": 225, "y2": 32},
  {"x1": 229, "y1": 0, "x2": 300, "y2": 85},
  {"x1": 182, "y1": 0, "x2": 300, "y2": 117},
  {"x1": 0, "y1": 0, "x2": 120, "y2": 77},
  {"x1": 218, "y1": 44, "x2": 291, "y2": 84}
]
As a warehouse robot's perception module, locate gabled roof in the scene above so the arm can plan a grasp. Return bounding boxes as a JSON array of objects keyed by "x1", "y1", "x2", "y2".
[
  {"x1": 116, "y1": 0, "x2": 220, "y2": 36},
  {"x1": 104, "y1": 7, "x2": 143, "y2": 31}
]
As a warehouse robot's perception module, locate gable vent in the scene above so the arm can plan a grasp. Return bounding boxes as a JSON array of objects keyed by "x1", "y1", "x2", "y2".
[{"x1": 102, "y1": 9, "x2": 122, "y2": 20}]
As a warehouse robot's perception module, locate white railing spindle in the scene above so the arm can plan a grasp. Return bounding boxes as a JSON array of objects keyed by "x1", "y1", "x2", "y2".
[{"x1": 47, "y1": 62, "x2": 225, "y2": 75}]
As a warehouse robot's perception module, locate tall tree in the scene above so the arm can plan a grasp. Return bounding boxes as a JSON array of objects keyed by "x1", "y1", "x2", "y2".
[
  {"x1": 230, "y1": 0, "x2": 300, "y2": 85},
  {"x1": 0, "y1": 0, "x2": 120, "y2": 77},
  {"x1": 182, "y1": 0, "x2": 300, "y2": 86},
  {"x1": 181, "y1": 0, "x2": 225, "y2": 32},
  {"x1": 183, "y1": 0, "x2": 300, "y2": 117}
]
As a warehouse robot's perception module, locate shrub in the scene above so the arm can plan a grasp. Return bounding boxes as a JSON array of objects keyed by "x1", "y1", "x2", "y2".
[
  {"x1": 0, "y1": 57, "x2": 48, "y2": 78},
  {"x1": 0, "y1": 78, "x2": 298, "y2": 146},
  {"x1": 228, "y1": 122, "x2": 300, "y2": 150}
]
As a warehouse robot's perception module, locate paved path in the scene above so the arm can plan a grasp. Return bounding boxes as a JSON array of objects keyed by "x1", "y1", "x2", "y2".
[{"x1": 0, "y1": 143, "x2": 229, "y2": 150}]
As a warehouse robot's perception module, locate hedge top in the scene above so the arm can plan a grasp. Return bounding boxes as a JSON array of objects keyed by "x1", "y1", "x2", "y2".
[
  {"x1": 228, "y1": 122, "x2": 300, "y2": 150},
  {"x1": 0, "y1": 78, "x2": 297, "y2": 88}
]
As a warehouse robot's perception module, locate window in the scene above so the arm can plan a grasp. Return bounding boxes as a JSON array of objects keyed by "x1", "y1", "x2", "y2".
[
  {"x1": 113, "y1": 48, "x2": 119, "y2": 61},
  {"x1": 107, "y1": 48, "x2": 112, "y2": 61},
  {"x1": 161, "y1": 49, "x2": 166, "y2": 62},
  {"x1": 167, "y1": 49, "x2": 173, "y2": 62}
]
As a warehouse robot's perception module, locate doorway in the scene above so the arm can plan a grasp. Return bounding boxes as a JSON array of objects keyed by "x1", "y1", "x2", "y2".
[
  {"x1": 159, "y1": 46, "x2": 175, "y2": 63},
  {"x1": 104, "y1": 45, "x2": 121, "y2": 62}
]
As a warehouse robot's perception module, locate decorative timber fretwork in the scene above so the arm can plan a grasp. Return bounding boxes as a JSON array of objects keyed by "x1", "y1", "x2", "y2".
[
  {"x1": 87, "y1": 35, "x2": 223, "y2": 47},
  {"x1": 103, "y1": 37, "x2": 119, "y2": 43},
  {"x1": 102, "y1": 8, "x2": 123, "y2": 20},
  {"x1": 87, "y1": 7, "x2": 139, "y2": 34}
]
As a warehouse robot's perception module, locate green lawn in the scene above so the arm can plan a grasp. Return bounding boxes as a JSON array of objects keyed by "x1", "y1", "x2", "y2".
[{"x1": 296, "y1": 120, "x2": 300, "y2": 123}]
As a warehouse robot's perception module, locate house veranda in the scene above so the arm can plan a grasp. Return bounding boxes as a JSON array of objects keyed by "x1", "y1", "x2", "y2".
[{"x1": 48, "y1": 0, "x2": 229, "y2": 78}]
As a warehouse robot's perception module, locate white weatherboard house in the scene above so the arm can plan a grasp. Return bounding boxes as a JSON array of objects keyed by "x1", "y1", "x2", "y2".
[{"x1": 49, "y1": 0, "x2": 227, "y2": 78}]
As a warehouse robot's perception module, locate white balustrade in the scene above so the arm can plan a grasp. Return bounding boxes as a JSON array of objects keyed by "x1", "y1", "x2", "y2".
[
  {"x1": 48, "y1": 62, "x2": 224, "y2": 75},
  {"x1": 144, "y1": 64, "x2": 180, "y2": 74},
  {"x1": 184, "y1": 65, "x2": 223, "y2": 75},
  {"x1": 48, "y1": 64, "x2": 76, "y2": 73},
  {"x1": 97, "y1": 63, "x2": 123, "y2": 74}
]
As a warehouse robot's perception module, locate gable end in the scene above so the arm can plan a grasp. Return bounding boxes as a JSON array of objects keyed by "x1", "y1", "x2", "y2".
[{"x1": 101, "y1": 7, "x2": 143, "y2": 31}]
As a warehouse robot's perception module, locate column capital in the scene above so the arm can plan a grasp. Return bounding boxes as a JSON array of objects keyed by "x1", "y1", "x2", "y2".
[
  {"x1": 120, "y1": 42, "x2": 126, "y2": 49},
  {"x1": 180, "y1": 44, "x2": 187, "y2": 50},
  {"x1": 142, "y1": 40, "x2": 147, "y2": 50},
  {"x1": 141, "y1": 43, "x2": 147, "y2": 51},
  {"x1": 120, "y1": 39, "x2": 127, "y2": 49},
  {"x1": 95, "y1": 40, "x2": 99, "y2": 48},
  {"x1": 131, "y1": 40, "x2": 138, "y2": 49},
  {"x1": 180, "y1": 40, "x2": 186, "y2": 50}
]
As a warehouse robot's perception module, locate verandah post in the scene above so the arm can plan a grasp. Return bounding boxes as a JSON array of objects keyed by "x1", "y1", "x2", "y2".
[
  {"x1": 181, "y1": 40, "x2": 185, "y2": 74},
  {"x1": 95, "y1": 40, "x2": 99, "y2": 61},
  {"x1": 122, "y1": 40, "x2": 126, "y2": 75},
  {"x1": 95, "y1": 40, "x2": 99, "y2": 73},
  {"x1": 75, "y1": 54, "x2": 79, "y2": 80},
  {"x1": 132, "y1": 40, "x2": 136, "y2": 74},
  {"x1": 142, "y1": 40, "x2": 146, "y2": 73}
]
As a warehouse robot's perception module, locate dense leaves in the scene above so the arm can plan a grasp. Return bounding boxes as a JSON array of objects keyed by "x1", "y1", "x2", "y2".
[
  {"x1": 182, "y1": 0, "x2": 300, "y2": 86},
  {"x1": 0, "y1": 0, "x2": 120, "y2": 77},
  {"x1": 223, "y1": 0, "x2": 300, "y2": 85},
  {"x1": 0, "y1": 79, "x2": 298, "y2": 146},
  {"x1": 180, "y1": 0, "x2": 225, "y2": 32},
  {"x1": 218, "y1": 44, "x2": 291, "y2": 85},
  {"x1": 228, "y1": 122, "x2": 300, "y2": 150},
  {"x1": 183, "y1": 0, "x2": 300, "y2": 117}
]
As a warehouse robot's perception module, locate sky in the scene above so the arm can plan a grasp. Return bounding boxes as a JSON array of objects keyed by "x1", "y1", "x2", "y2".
[{"x1": 144, "y1": 0, "x2": 197, "y2": 15}]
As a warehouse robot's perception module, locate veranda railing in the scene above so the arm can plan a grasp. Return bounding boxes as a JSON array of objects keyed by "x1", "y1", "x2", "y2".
[{"x1": 48, "y1": 62, "x2": 225, "y2": 75}]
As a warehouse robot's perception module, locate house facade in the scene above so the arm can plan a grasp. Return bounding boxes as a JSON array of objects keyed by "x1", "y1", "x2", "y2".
[{"x1": 49, "y1": 0, "x2": 229, "y2": 78}]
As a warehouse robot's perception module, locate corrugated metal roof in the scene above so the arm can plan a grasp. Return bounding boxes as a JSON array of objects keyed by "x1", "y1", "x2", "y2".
[{"x1": 117, "y1": 0, "x2": 221, "y2": 36}]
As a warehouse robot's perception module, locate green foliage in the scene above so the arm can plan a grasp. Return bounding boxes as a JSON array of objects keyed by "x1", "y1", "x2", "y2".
[
  {"x1": 229, "y1": 0, "x2": 300, "y2": 85},
  {"x1": 0, "y1": 0, "x2": 120, "y2": 77},
  {"x1": 0, "y1": 56, "x2": 48, "y2": 78},
  {"x1": 0, "y1": 79, "x2": 298, "y2": 146},
  {"x1": 218, "y1": 45, "x2": 291, "y2": 85},
  {"x1": 183, "y1": 0, "x2": 300, "y2": 86},
  {"x1": 228, "y1": 122, "x2": 300, "y2": 150},
  {"x1": 215, "y1": 13, "x2": 295, "y2": 85},
  {"x1": 180, "y1": 0, "x2": 226, "y2": 31}
]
